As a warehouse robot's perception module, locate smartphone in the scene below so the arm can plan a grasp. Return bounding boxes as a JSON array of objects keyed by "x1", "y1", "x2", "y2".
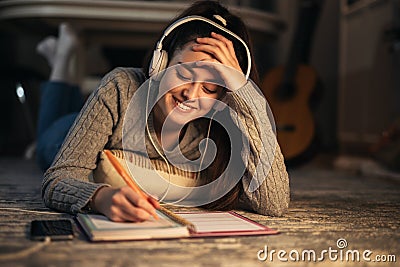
[{"x1": 30, "y1": 219, "x2": 74, "y2": 241}]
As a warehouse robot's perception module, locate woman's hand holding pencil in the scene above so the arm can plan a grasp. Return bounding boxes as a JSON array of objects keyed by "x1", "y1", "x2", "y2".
[{"x1": 90, "y1": 150, "x2": 160, "y2": 222}]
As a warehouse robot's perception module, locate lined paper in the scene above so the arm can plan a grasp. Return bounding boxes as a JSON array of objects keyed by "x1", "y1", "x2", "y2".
[{"x1": 177, "y1": 212, "x2": 265, "y2": 233}]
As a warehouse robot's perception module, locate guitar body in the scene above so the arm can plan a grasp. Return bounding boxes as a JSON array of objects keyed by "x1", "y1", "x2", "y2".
[{"x1": 262, "y1": 64, "x2": 318, "y2": 161}]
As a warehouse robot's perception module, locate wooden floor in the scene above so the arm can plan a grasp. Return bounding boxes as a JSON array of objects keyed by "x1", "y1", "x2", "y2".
[{"x1": 0, "y1": 156, "x2": 398, "y2": 267}]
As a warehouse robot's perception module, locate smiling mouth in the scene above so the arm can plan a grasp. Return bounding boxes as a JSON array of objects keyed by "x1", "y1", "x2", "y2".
[{"x1": 174, "y1": 97, "x2": 196, "y2": 111}]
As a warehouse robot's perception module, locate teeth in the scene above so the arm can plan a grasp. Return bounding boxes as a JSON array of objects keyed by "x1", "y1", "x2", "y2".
[{"x1": 176, "y1": 101, "x2": 192, "y2": 110}]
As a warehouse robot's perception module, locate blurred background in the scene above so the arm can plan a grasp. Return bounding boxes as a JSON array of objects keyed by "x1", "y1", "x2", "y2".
[{"x1": 0, "y1": 0, "x2": 399, "y2": 173}]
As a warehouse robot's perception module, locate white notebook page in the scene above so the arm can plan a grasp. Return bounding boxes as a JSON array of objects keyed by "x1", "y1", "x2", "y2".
[{"x1": 178, "y1": 212, "x2": 265, "y2": 233}]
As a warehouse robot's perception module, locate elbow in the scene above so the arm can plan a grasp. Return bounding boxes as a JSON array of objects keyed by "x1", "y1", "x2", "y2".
[
  {"x1": 273, "y1": 193, "x2": 290, "y2": 216},
  {"x1": 41, "y1": 182, "x2": 52, "y2": 209},
  {"x1": 261, "y1": 204, "x2": 289, "y2": 217},
  {"x1": 268, "y1": 202, "x2": 289, "y2": 217},
  {"x1": 41, "y1": 172, "x2": 55, "y2": 210},
  {"x1": 258, "y1": 195, "x2": 290, "y2": 217}
]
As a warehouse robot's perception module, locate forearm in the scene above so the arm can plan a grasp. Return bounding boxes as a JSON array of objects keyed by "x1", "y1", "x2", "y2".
[
  {"x1": 41, "y1": 103, "x2": 112, "y2": 214},
  {"x1": 227, "y1": 81, "x2": 290, "y2": 216},
  {"x1": 238, "y1": 145, "x2": 289, "y2": 216},
  {"x1": 41, "y1": 69, "x2": 124, "y2": 214},
  {"x1": 42, "y1": 175, "x2": 108, "y2": 213}
]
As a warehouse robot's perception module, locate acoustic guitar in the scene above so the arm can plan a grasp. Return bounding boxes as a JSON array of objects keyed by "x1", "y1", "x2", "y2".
[{"x1": 262, "y1": 0, "x2": 322, "y2": 164}]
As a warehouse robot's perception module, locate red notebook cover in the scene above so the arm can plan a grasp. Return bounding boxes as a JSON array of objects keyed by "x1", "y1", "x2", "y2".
[{"x1": 176, "y1": 211, "x2": 279, "y2": 237}]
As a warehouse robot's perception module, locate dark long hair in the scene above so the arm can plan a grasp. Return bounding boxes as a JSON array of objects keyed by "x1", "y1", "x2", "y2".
[
  {"x1": 143, "y1": 1, "x2": 256, "y2": 210},
  {"x1": 143, "y1": 0, "x2": 259, "y2": 83}
]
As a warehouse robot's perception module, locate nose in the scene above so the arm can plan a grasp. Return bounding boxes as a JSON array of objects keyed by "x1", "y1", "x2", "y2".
[{"x1": 182, "y1": 82, "x2": 202, "y2": 101}]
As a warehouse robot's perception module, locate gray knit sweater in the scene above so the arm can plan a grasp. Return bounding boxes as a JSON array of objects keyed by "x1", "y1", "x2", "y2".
[{"x1": 42, "y1": 67, "x2": 290, "y2": 216}]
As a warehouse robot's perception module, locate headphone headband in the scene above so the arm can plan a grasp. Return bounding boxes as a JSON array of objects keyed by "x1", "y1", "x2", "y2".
[{"x1": 149, "y1": 15, "x2": 251, "y2": 80}]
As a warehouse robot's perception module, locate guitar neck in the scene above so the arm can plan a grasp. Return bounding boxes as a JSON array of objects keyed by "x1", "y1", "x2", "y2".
[{"x1": 283, "y1": 0, "x2": 322, "y2": 84}]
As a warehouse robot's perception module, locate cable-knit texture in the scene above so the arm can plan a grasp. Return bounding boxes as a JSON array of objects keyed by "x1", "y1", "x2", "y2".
[
  {"x1": 42, "y1": 68, "x2": 290, "y2": 215},
  {"x1": 226, "y1": 81, "x2": 290, "y2": 216}
]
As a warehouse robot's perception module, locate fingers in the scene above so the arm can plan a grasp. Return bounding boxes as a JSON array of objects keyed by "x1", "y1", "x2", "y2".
[
  {"x1": 147, "y1": 196, "x2": 161, "y2": 209},
  {"x1": 101, "y1": 186, "x2": 159, "y2": 222},
  {"x1": 211, "y1": 32, "x2": 237, "y2": 60},
  {"x1": 123, "y1": 186, "x2": 158, "y2": 217},
  {"x1": 194, "y1": 61, "x2": 246, "y2": 91},
  {"x1": 193, "y1": 32, "x2": 242, "y2": 73},
  {"x1": 194, "y1": 37, "x2": 230, "y2": 63}
]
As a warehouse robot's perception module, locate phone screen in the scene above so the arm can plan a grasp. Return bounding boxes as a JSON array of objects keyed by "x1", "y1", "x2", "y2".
[{"x1": 30, "y1": 219, "x2": 74, "y2": 241}]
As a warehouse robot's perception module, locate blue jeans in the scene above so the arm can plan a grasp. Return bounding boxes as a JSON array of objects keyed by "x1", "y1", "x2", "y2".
[{"x1": 36, "y1": 81, "x2": 83, "y2": 171}]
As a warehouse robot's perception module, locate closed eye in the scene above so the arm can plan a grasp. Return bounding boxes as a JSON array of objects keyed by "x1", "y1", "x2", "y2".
[
  {"x1": 202, "y1": 82, "x2": 219, "y2": 94},
  {"x1": 202, "y1": 85, "x2": 218, "y2": 94}
]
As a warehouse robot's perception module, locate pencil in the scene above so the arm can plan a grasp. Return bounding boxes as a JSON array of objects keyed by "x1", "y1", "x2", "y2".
[
  {"x1": 103, "y1": 150, "x2": 159, "y2": 220},
  {"x1": 157, "y1": 206, "x2": 196, "y2": 232}
]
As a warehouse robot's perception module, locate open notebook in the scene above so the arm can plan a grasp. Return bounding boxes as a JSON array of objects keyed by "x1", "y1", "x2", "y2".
[{"x1": 77, "y1": 209, "x2": 278, "y2": 241}]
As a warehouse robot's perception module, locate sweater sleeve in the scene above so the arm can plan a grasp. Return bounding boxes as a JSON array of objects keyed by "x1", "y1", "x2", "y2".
[
  {"x1": 226, "y1": 81, "x2": 290, "y2": 216},
  {"x1": 41, "y1": 68, "x2": 134, "y2": 214}
]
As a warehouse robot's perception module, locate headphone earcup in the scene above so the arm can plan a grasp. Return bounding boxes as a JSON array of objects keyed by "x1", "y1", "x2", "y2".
[{"x1": 149, "y1": 49, "x2": 168, "y2": 77}]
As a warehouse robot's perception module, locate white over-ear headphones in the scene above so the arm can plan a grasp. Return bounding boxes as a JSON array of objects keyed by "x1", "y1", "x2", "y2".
[{"x1": 148, "y1": 15, "x2": 252, "y2": 80}]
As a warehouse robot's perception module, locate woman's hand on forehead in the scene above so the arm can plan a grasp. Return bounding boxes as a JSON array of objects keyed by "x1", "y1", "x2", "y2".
[
  {"x1": 192, "y1": 32, "x2": 242, "y2": 74},
  {"x1": 190, "y1": 33, "x2": 246, "y2": 91}
]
